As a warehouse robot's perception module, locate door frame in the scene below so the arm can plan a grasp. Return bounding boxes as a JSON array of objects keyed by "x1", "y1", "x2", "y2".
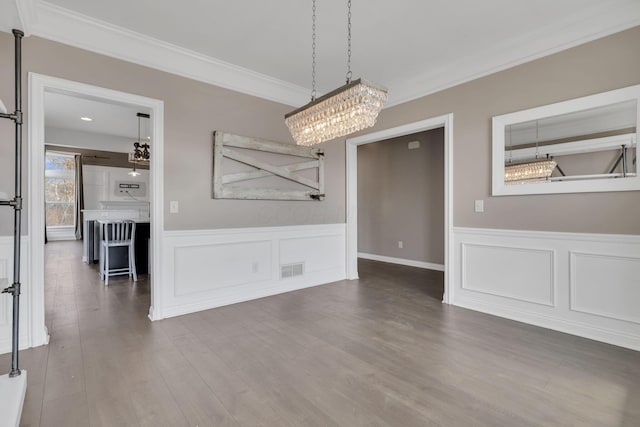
[
  {"x1": 28, "y1": 74, "x2": 165, "y2": 347},
  {"x1": 345, "y1": 114, "x2": 454, "y2": 303}
]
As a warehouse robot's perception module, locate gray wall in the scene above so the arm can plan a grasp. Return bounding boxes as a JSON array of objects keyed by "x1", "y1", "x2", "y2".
[
  {"x1": 0, "y1": 34, "x2": 345, "y2": 235},
  {"x1": 373, "y1": 26, "x2": 640, "y2": 235},
  {"x1": 1, "y1": 26, "x2": 639, "y2": 236},
  {"x1": 358, "y1": 129, "x2": 444, "y2": 264}
]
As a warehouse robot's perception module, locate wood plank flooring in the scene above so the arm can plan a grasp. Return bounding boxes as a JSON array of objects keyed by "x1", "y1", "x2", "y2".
[{"x1": 1, "y1": 240, "x2": 639, "y2": 426}]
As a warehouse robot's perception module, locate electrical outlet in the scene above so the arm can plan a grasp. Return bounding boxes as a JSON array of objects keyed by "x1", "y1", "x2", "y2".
[
  {"x1": 170, "y1": 200, "x2": 179, "y2": 213},
  {"x1": 398, "y1": 241, "x2": 403, "y2": 249},
  {"x1": 474, "y1": 199, "x2": 484, "y2": 213}
]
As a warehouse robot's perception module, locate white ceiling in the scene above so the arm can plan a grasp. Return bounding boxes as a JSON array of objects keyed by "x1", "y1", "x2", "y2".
[
  {"x1": 44, "y1": 91, "x2": 151, "y2": 152},
  {"x1": 2, "y1": 1, "x2": 640, "y2": 107}
]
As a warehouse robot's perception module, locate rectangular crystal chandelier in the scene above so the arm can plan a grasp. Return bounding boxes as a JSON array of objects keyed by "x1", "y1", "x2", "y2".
[
  {"x1": 285, "y1": 78, "x2": 388, "y2": 146},
  {"x1": 504, "y1": 159, "x2": 557, "y2": 183}
]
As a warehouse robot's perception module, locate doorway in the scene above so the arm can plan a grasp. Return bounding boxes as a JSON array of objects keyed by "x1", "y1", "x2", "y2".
[
  {"x1": 345, "y1": 114, "x2": 454, "y2": 304},
  {"x1": 28, "y1": 74, "x2": 165, "y2": 348}
]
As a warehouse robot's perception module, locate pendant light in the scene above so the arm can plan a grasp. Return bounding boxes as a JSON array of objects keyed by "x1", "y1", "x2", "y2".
[
  {"x1": 285, "y1": 0, "x2": 388, "y2": 146},
  {"x1": 128, "y1": 112, "x2": 149, "y2": 176},
  {"x1": 129, "y1": 112, "x2": 150, "y2": 165}
]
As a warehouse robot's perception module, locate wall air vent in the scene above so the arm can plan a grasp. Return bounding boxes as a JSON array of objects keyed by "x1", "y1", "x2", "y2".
[{"x1": 281, "y1": 262, "x2": 304, "y2": 279}]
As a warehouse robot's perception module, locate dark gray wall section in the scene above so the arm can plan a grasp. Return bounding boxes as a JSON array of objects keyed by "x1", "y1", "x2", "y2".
[{"x1": 358, "y1": 128, "x2": 444, "y2": 264}]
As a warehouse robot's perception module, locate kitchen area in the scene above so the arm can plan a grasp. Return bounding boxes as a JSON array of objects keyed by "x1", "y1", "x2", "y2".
[
  {"x1": 44, "y1": 91, "x2": 153, "y2": 283},
  {"x1": 83, "y1": 200, "x2": 151, "y2": 276}
]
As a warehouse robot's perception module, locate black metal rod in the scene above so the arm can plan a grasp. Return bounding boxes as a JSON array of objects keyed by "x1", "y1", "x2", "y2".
[
  {"x1": 9, "y1": 29, "x2": 24, "y2": 378},
  {"x1": 621, "y1": 145, "x2": 628, "y2": 178},
  {"x1": 609, "y1": 152, "x2": 624, "y2": 174}
]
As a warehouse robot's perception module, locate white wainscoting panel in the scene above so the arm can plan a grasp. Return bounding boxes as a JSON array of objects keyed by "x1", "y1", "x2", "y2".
[
  {"x1": 0, "y1": 237, "x2": 31, "y2": 355},
  {"x1": 570, "y1": 252, "x2": 640, "y2": 325},
  {"x1": 453, "y1": 227, "x2": 640, "y2": 351},
  {"x1": 281, "y1": 235, "x2": 344, "y2": 274},
  {"x1": 461, "y1": 243, "x2": 555, "y2": 306},
  {"x1": 174, "y1": 240, "x2": 272, "y2": 296},
  {"x1": 161, "y1": 224, "x2": 346, "y2": 318}
]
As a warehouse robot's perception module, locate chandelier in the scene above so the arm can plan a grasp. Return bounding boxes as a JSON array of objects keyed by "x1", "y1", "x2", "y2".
[
  {"x1": 128, "y1": 112, "x2": 150, "y2": 177},
  {"x1": 285, "y1": 0, "x2": 388, "y2": 146}
]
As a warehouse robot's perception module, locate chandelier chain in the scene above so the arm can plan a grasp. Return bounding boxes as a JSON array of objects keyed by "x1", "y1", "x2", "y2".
[
  {"x1": 311, "y1": 0, "x2": 317, "y2": 100},
  {"x1": 346, "y1": 0, "x2": 352, "y2": 83}
]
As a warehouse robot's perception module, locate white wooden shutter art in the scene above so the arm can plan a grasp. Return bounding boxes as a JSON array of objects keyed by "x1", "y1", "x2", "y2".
[{"x1": 212, "y1": 131, "x2": 325, "y2": 201}]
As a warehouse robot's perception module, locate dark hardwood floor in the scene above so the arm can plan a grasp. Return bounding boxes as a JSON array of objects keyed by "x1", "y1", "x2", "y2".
[{"x1": 1, "y1": 241, "x2": 639, "y2": 426}]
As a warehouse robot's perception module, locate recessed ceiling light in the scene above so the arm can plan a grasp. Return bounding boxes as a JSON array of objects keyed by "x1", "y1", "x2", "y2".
[{"x1": 80, "y1": 117, "x2": 93, "y2": 121}]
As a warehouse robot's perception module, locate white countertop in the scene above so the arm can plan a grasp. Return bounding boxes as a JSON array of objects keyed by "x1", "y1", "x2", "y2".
[{"x1": 82, "y1": 209, "x2": 149, "y2": 222}]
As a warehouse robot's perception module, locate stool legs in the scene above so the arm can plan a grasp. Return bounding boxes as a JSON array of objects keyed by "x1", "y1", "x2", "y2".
[
  {"x1": 104, "y1": 245, "x2": 110, "y2": 286},
  {"x1": 130, "y1": 242, "x2": 138, "y2": 282}
]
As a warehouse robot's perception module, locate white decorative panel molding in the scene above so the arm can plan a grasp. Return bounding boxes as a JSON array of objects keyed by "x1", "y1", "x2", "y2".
[
  {"x1": 161, "y1": 224, "x2": 346, "y2": 319},
  {"x1": 570, "y1": 252, "x2": 640, "y2": 325},
  {"x1": 280, "y1": 235, "x2": 345, "y2": 274},
  {"x1": 174, "y1": 240, "x2": 272, "y2": 296},
  {"x1": 461, "y1": 243, "x2": 554, "y2": 306},
  {"x1": 453, "y1": 227, "x2": 640, "y2": 351}
]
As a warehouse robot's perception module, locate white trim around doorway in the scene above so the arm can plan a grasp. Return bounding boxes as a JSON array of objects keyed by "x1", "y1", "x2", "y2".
[
  {"x1": 345, "y1": 114, "x2": 454, "y2": 304},
  {"x1": 28, "y1": 74, "x2": 165, "y2": 348}
]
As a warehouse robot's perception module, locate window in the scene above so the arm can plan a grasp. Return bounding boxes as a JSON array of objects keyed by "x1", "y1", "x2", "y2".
[{"x1": 45, "y1": 152, "x2": 76, "y2": 227}]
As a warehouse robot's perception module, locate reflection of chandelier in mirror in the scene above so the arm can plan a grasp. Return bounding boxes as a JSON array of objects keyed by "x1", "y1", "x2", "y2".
[
  {"x1": 284, "y1": 0, "x2": 388, "y2": 146},
  {"x1": 504, "y1": 120, "x2": 557, "y2": 183},
  {"x1": 128, "y1": 112, "x2": 150, "y2": 177},
  {"x1": 505, "y1": 159, "x2": 557, "y2": 182}
]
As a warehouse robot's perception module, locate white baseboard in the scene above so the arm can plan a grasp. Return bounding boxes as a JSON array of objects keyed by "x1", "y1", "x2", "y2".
[
  {"x1": 46, "y1": 227, "x2": 76, "y2": 241},
  {"x1": 453, "y1": 227, "x2": 640, "y2": 351},
  {"x1": 159, "y1": 224, "x2": 347, "y2": 319},
  {"x1": 455, "y1": 297, "x2": 640, "y2": 351},
  {"x1": 358, "y1": 252, "x2": 445, "y2": 272}
]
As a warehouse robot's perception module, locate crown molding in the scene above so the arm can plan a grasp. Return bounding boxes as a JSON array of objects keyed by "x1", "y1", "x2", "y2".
[
  {"x1": 21, "y1": 1, "x2": 640, "y2": 110},
  {"x1": 386, "y1": 2, "x2": 640, "y2": 107},
  {"x1": 31, "y1": 1, "x2": 310, "y2": 107},
  {"x1": 14, "y1": 0, "x2": 37, "y2": 36}
]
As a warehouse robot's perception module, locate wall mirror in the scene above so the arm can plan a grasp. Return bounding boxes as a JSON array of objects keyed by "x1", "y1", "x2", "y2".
[{"x1": 492, "y1": 84, "x2": 640, "y2": 195}]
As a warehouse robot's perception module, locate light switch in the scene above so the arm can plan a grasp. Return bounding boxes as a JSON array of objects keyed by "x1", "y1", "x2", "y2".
[
  {"x1": 474, "y1": 199, "x2": 484, "y2": 213},
  {"x1": 170, "y1": 200, "x2": 179, "y2": 213},
  {"x1": 398, "y1": 241, "x2": 404, "y2": 249}
]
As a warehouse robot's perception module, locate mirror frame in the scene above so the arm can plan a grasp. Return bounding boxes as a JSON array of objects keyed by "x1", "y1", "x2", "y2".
[{"x1": 492, "y1": 84, "x2": 640, "y2": 196}]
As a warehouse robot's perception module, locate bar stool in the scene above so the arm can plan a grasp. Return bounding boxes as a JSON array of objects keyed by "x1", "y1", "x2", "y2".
[{"x1": 99, "y1": 220, "x2": 137, "y2": 285}]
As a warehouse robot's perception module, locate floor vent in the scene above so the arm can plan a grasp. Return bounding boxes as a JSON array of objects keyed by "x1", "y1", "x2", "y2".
[{"x1": 281, "y1": 262, "x2": 304, "y2": 279}]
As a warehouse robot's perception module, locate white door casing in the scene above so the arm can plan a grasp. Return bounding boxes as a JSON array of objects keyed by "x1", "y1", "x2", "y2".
[
  {"x1": 28, "y1": 74, "x2": 165, "y2": 349},
  {"x1": 345, "y1": 114, "x2": 454, "y2": 303}
]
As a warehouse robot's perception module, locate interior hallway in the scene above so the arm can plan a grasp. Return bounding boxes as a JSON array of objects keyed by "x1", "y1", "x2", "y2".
[{"x1": 0, "y1": 241, "x2": 639, "y2": 426}]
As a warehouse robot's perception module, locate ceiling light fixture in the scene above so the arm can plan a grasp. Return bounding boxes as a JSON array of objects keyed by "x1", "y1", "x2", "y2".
[
  {"x1": 128, "y1": 166, "x2": 140, "y2": 177},
  {"x1": 80, "y1": 116, "x2": 93, "y2": 121},
  {"x1": 128, "y1": 112, "x2": 150, "y2": 165},
  {"x1": 285, "y1": 0, "x2": 388, "y2": 146},
  {"x1": 128, "y1": 112, "x2": 150, "y2": 176}
]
